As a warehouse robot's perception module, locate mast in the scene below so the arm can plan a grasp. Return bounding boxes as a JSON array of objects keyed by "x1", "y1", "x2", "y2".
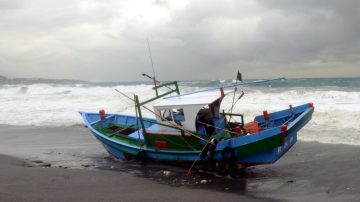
[{"x1": 146, "y1": 38, "x2": 157, "y2": 95}]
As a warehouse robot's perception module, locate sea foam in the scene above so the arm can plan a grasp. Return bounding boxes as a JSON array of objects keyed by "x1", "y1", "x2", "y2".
[{"x1": 0, "y1": 82, "x2": 359, "y2": 145}]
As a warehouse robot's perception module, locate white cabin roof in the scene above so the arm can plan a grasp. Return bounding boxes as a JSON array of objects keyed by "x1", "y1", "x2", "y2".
[{"x1": 153, "y1": 89, "x2": 234, "y2": 108}]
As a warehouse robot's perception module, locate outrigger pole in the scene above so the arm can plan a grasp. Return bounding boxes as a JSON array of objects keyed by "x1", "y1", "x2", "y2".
[{"x1": 165, "y1": 77, "x2": 285, "y2": 99}]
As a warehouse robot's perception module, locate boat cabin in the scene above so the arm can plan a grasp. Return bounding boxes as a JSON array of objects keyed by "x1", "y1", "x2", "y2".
[{"x1": 153, "y1": 89, "x2": 234, "y2": 134}]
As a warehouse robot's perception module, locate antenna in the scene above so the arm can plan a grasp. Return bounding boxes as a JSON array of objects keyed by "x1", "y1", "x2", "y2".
[{"x1": 146, "y1": 38, "x2": 156, "y2": 86}]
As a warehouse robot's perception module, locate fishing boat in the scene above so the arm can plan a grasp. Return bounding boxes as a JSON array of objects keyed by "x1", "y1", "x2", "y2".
[{"x1": 80, "y1": 75, "x2": 314, "y2": 176}]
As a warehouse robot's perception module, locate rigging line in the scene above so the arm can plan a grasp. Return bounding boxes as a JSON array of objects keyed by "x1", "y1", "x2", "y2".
[
  {"x1": 114, "y1": 89, "x2": 213, "y2": 145},
  {"x1": 180, "y1": 131, "x2": 198, "y2": 151},
  {"x1": 144, "y1": 39, "x2": 176, "y2": 95},
  {"x1": 227, "y1": 90, "x2": 245, "y2": 123},
  {"x1": 151, "y1": 111, "x2": 197, "y2": 150},
  {"x1": 229, "y1": 70, "x2": 240, "y2": 122},
  {"x1": 229, "y1": 87, "x2": 237, "y2": 122},
  {"x1": 147, "y1": 38, "x2": 156, "y2": 82},
  {"x1": 231, "y1": 90, "x2": 245, "y2": 113}
]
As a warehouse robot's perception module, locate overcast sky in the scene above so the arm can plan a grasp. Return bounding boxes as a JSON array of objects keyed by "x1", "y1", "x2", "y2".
[{"x1": 0, "y1": 0, "x2": 359, "y2": 81}]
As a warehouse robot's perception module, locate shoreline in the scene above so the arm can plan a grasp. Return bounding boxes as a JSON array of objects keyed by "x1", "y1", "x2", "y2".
[
  {"x1": 2, "y1": 154, "x2": 273, "y2": 202},
  {"x1": 1, "y1": 125, "x2": 360, "y2": 201}
]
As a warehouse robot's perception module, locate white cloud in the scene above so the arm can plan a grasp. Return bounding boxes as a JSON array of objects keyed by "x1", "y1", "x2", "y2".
[{"x1": 0, "y1": 0, "x2": 359, "y2": 81}]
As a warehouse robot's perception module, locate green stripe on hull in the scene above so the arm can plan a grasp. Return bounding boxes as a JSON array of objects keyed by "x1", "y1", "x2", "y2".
[
  {"x1": 232, "y1": 109, "x2": 313, "y2": 158},
  {"x1": 234, "y1": 134, "x2": 282, "y2": 158},
  {"x1": 94, "y1": 123, "x2": 142, "y2": 147},
  {"x1": 146, "y1": 133, "x2": 203, "y2": 150}
]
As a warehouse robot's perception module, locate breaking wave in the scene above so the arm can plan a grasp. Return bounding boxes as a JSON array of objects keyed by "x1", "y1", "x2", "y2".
[{"x1": 0, "y1": 78, "x2": 359, "y2": 145}]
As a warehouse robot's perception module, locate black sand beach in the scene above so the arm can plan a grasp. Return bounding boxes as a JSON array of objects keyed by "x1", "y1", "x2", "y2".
[{"x1": 1, "y1": 125, "x2": 360, "y2": 201}]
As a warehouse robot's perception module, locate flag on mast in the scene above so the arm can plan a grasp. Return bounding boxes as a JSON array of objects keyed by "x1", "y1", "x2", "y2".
[{"x1": 237, "y1": 71, "x2": 242, "y2": 81}]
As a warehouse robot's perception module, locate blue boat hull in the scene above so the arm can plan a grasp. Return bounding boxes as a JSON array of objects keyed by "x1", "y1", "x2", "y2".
[{"x1": 80, "y1": 103, "x2": 313, "y2": 167}]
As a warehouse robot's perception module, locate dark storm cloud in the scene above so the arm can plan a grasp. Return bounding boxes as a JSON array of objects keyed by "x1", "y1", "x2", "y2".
[
  {"x1": 255, "y1": 0, "x2": 360, "y2": 60},
  {"x1": 132, "y1": 0, "x2": 360, "y2": 79},
  {"x1": 0, "y1": 0, "x2": 359, "y2": 81}
]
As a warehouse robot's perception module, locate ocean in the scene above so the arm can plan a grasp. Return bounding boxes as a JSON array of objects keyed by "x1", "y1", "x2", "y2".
[{"x1": 1, "y1": 76, "x2": 359, "y2": 145}]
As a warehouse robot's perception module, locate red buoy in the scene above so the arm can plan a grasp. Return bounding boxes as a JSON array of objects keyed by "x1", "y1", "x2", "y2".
[
  {"x1": 234, "y1": 125, "x2": 241, "y2": 133},
  {"x1": 154, "y1": 140, "x2": 168, "y2": 149},
  {"x1": 308, "y1": 102, "x2": 314, "y2": 108},
  {"x1": 99, "y1": 109, "x2": 106, "y2": 121},
  {"x1": 263, "y1": 110, "x2": 270, "y2": 121}
]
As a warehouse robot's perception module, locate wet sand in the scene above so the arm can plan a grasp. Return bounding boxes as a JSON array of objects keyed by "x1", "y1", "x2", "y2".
[{"x1": 0, "y1": 125, "x2": 360, "y2": 201}]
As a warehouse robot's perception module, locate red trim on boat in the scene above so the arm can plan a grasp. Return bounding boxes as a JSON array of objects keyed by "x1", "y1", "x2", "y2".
[
  {"x1": 263, "y1": 110, "x2": 270, "y2": 121},
  {"x1": 155, "y1": 140, "x2": 168, "y2": 149},
  {"x1": 99, "y1": 109, "x2": 106, "y2": 121}
]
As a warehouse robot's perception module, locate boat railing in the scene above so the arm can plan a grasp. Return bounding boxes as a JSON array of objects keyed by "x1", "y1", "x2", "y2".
[
  {"x1": 220, "y1": 112, "x2": 244, "y2": 127},
  {"x1": 89, "y1": 114, "x2": 116, "y2": 126}
]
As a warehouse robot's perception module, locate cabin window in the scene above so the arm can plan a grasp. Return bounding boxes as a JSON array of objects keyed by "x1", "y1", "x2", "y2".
[
  {"x1": 172, "y1": 108, "x2": 185, "y2": 121},
  {"x1": 159, "y1": 108, "x2": 185, "y2": 122},
  {"x1": 159, "y1": 109, "x2": 172, "y2": 121}
]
